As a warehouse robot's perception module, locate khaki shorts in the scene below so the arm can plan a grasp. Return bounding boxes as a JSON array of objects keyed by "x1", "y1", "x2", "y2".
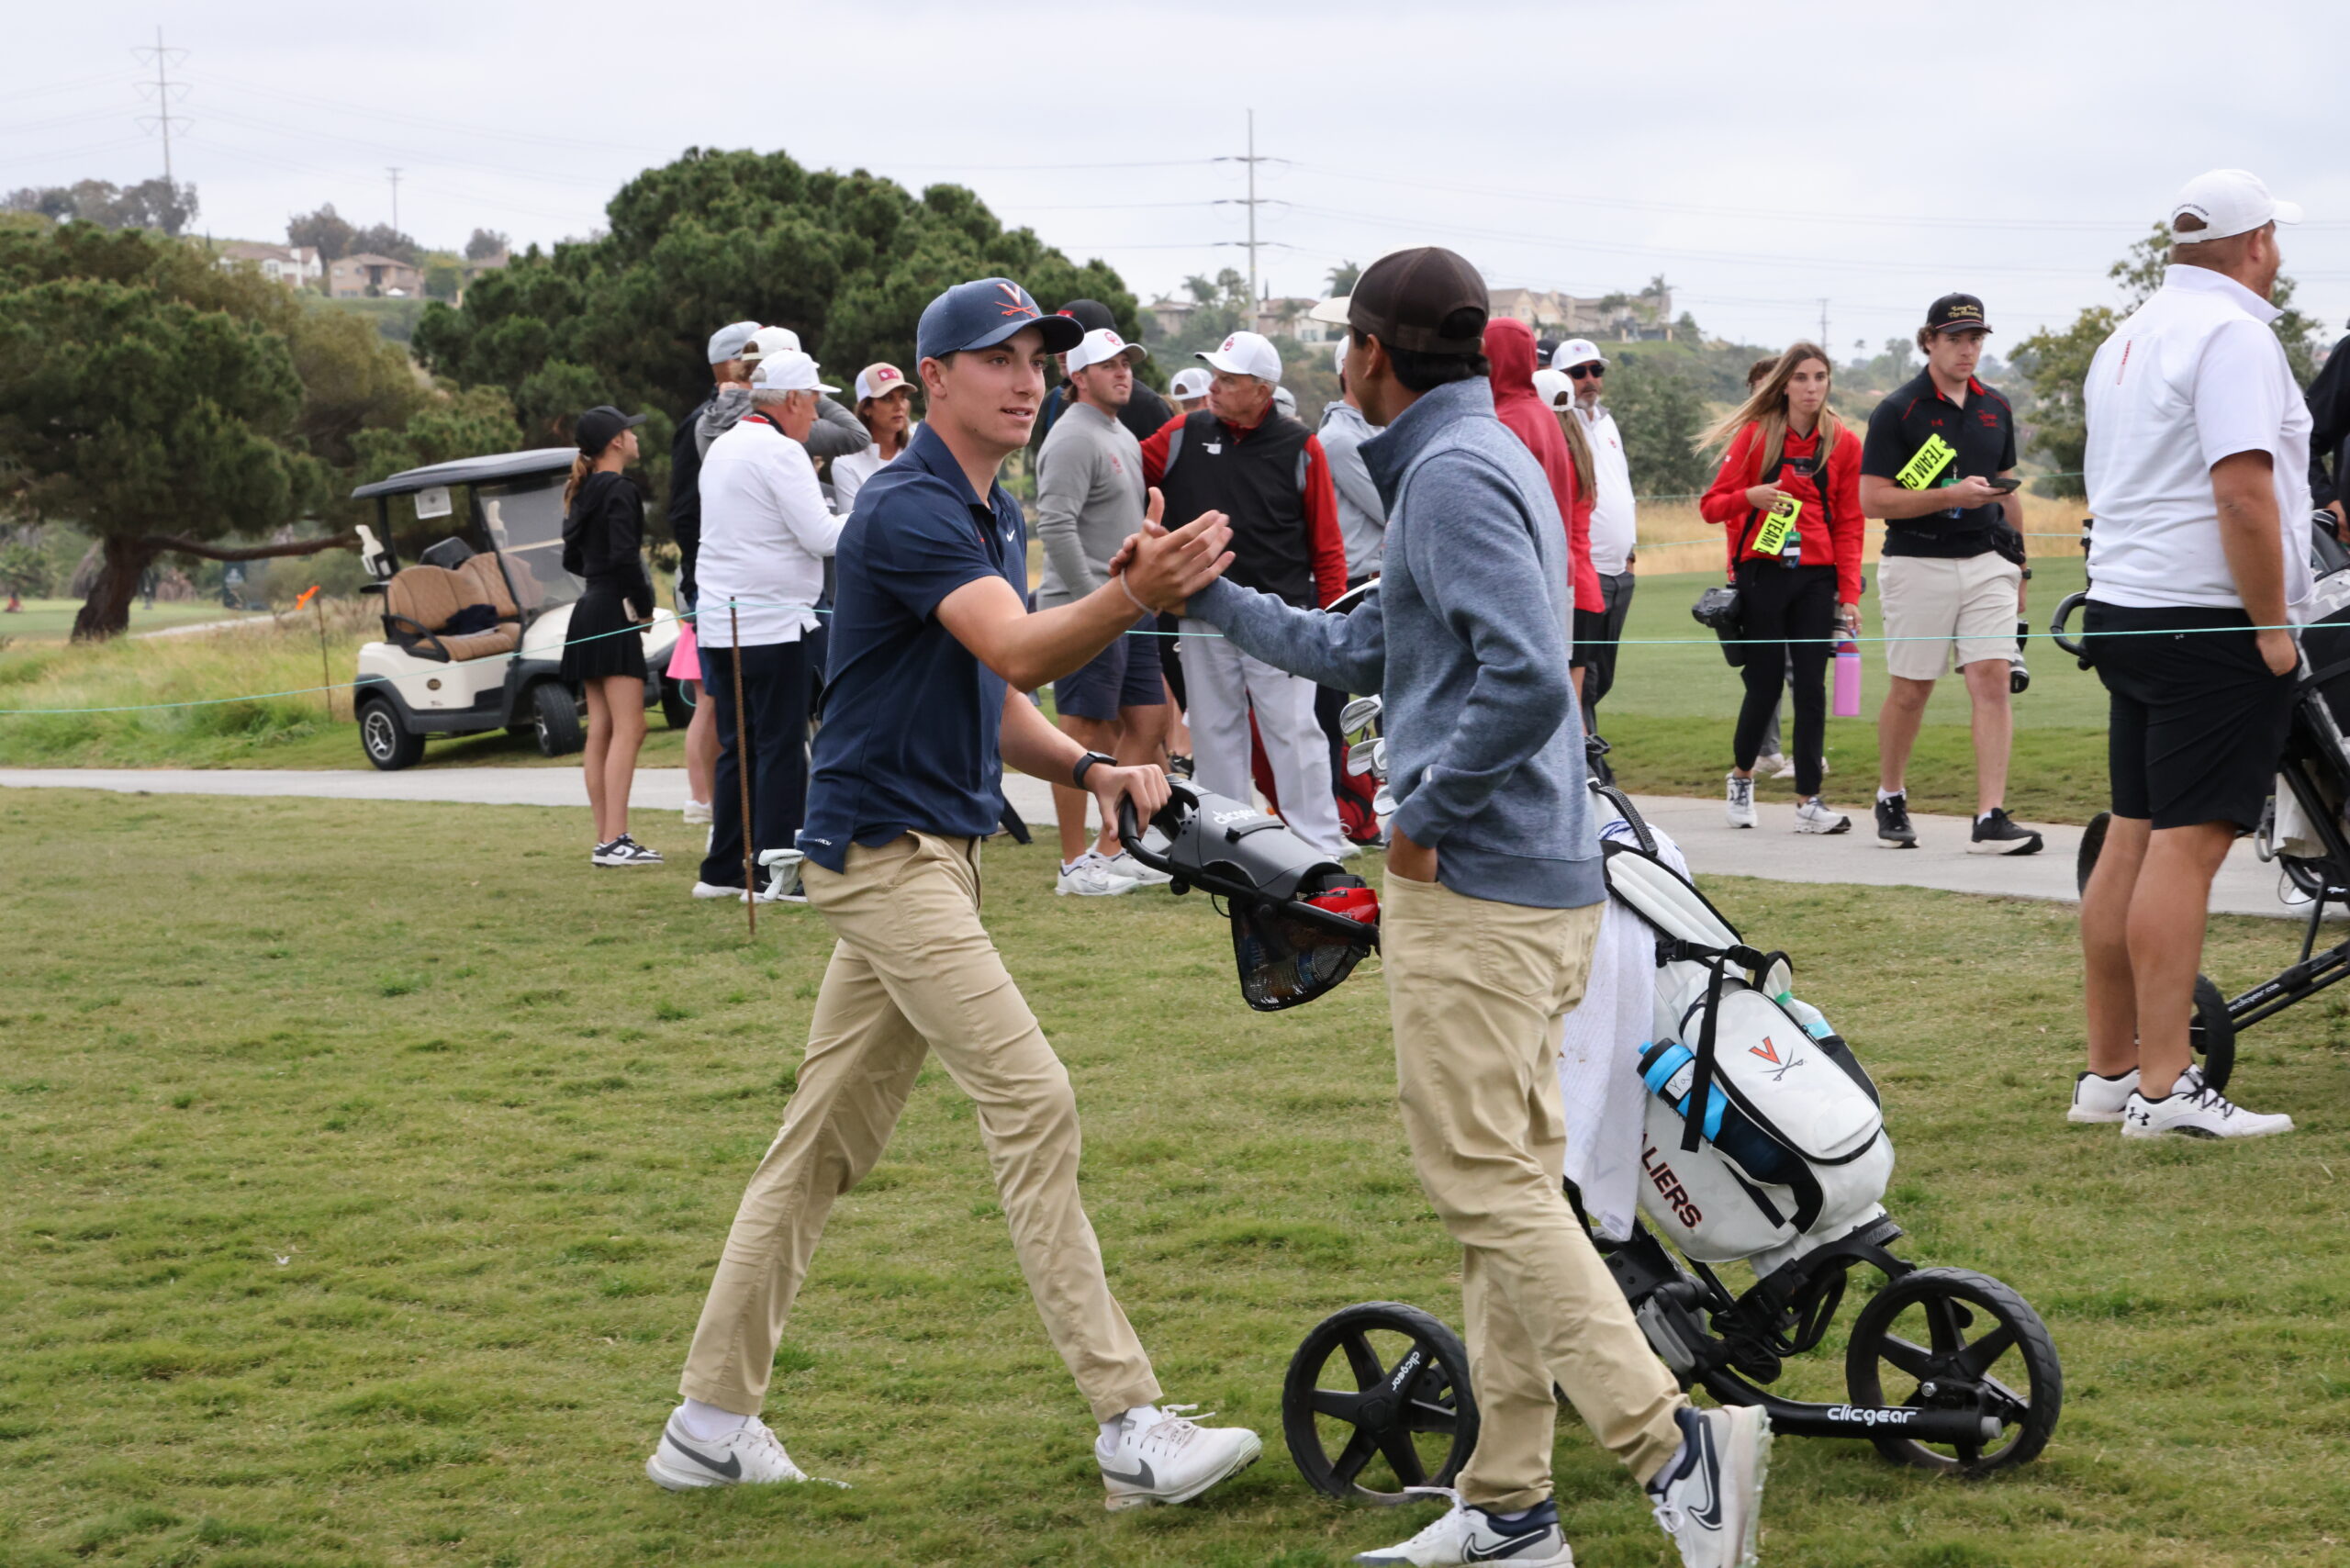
[{"x1": 1879, "y1": 553, "x2": 2021, "y2": 680}]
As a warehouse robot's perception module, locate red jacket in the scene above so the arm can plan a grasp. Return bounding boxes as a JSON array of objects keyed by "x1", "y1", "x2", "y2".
[
  {"x1": 1486, "y1": 318, "x2": 1604, "y2": 612},
  {"x1": 1699, "y1": 420, "x2": 1865, "y2": 606},
  {"x1": 1141, "y1": 409, "x2": 1348, "y2": 607}
]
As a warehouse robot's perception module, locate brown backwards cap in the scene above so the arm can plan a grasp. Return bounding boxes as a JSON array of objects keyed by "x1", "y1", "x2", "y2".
[{"x1": 1307, "y1": 246, "x2": 1488, "y2": 355}]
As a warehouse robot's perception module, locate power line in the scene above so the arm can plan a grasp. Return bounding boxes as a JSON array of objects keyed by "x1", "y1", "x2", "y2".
[
  {"x1": 129, "y1": 27, "x2": 188, "y2": 185},
  {"x1": 1211, "y1": 109, "x2": 1274, "y2": 308}
]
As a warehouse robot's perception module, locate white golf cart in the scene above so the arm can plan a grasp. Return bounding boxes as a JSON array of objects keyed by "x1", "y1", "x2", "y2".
[{"x1": 350, "y1": 449, "x2": 686, "y2": 770}]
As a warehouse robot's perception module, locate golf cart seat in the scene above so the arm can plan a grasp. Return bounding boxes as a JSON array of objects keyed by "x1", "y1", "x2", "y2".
[{"x1": 382, "y1": 559, "x2": 522, "y2": 663}]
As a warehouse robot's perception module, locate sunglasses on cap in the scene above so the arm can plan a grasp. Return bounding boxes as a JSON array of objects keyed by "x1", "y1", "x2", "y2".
[{"x1": 1567, "y1": 364, "x2": 1606, "y2": 380}]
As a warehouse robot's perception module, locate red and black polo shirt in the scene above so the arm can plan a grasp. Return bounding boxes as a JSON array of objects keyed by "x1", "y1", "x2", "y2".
[{"x1": 1861, "y1": 368, "x2": 2018, "y2": 559}]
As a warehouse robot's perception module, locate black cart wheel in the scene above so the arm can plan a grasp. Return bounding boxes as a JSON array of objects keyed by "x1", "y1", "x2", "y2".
[
  {"x1": 2075, "y1": 811, "x2": 2110, "y2": 895},
  {"x1": 358, "y1": 696, "x2": 424, "y2": 771},
  {"x1": 1844, "y1": 1267, "x2": 2061, "y2": 1477},
  {"x1": 2189, "y1": 974, "x2": 2236, "y2": 1094},
  {"x1": 659, "y1": 673, "x2": 693, "y2": 730},
  {"x1": 1282, "y1": 1302, "x2": 1477, "y2": 1504},
  {"x1": 531, "y1": 681, "x2": 584, "y2": 757}
]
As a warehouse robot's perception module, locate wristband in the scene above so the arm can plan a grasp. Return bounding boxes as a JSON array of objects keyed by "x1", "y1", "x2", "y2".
[
  {"x1": 1117, "y1": 574, "x2": 1154, "y2": 615},
  {"x1": 1072, "y1": 750, "x2": 1115, "y2": 790}
]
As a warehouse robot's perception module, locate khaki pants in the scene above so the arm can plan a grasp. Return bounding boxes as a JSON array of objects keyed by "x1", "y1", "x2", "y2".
[
  {"x1": 677, "y1": 832, "x2": 1161, "y2": 1425},
  {"x1": 1383, "y1": 873, "x2": 1685, "y2": 1510}
]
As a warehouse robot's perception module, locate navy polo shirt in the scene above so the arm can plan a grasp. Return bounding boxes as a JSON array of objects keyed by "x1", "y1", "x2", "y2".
[
  {"x1": 800, "y1": 422, "x2": 1026, "y2": 873},
  {"x1": 1861, "y1": 368, "x2": 2018, "y2": 559}
]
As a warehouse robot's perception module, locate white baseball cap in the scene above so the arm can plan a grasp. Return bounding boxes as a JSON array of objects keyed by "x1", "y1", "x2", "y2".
[
  {"x1": 1272, "y1": 386, "x2": 1298, "y2": 418},
  {"x1": 854, "y1": 363, "x2": 911, "y2": 402},
  {"x1": 1532, "y1": 367, "x2": 1575, "y2": 411},
  {"x1": 708, "y1": 319, "x2": 761, "y2": 364},
  {"x1": 1169, "y1": 367, "x2": 1212, "y2": 401},
  {"x1": 742, "y1": 325, "x2": 802, "y2": 364},
  {"x1": 1067, "y1": 327, "x2": 1148, "y2": 375},
  {"x1": 1197, "y1": 330, "x2": 1283, "y2": 385},
  {"x1": 751, "y1": 352, "x2": 837, "y2": 395},
  {"x1": 1550, "y1": 338, "x2": 1605, "y2": 373},
  {"x1": 1332, "y1": 338, "x2": 1349, "y2": 376},
  {"x1": 2170, "y1": 168, "x2": 2303, "y2": 242}
]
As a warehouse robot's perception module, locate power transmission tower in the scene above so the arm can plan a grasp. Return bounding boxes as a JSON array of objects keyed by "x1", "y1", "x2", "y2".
[
  {"x1": 387, "y1": 167, "x2": 403, "y2": 235},
  {"x1": 1214, "y1": 110, "x2": 1274, "y2": 321},
  {"x1": 1818, "y1": 298, "x2": 1830, "y2": 351},
  {"x1": 131, "y1": 27, "x2": 190, "y2": 185}
]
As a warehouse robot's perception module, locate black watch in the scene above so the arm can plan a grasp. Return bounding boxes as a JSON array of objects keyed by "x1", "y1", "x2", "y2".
[{"x1": 1072, "y1": 750, "x2": 1115, "y2": 789}]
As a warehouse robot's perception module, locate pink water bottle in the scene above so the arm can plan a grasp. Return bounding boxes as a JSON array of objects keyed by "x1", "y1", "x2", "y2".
[{"x1": 1833, "y1": 629, "x2": 1863, "y2": 718}]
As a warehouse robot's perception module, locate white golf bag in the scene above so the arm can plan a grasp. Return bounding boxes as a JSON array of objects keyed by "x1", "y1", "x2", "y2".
[{"x1": 1604, "y1": 835, "x2": 1894, "y2": 1271}]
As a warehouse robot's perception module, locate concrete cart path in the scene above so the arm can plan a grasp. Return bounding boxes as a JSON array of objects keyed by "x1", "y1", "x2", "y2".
[{"x1": 4, "y1": 766, "x2": 2322, "y2": 921}]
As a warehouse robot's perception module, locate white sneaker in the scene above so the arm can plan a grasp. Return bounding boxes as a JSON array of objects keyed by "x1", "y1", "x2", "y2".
[
  {"x1": 1103, "y1": 848, "x2": 1172, "y2": 886},
  {"x1": 1648, "y1": 1405, "x2": 1769, "y2": 1568},
  {"x1": 2121, "y1": 1065, "x2": 2293, "y2": 1139},
  {"x1": 1724, "y1": 773, "x2": 1756, "y2": 829},
  {"x1": 1058, "y1": 851, "x2": 1138, "y2": 897},
  {"x1": 690, "y1": 880, "x2": 742, "y2": 900},
  {"x1": 591, "y1": 834, "x2": 665, "y2": 867},
  {"x1": 682, "y1": 799, "x2": 713, "y2": 825},
  {"x1": 1793, "y1": 798, "x2": 1851, "y2": 834},
  {"x1": 1096, "y1": 1403, "x2": 1262, "y2": 1511},
  {"x1": 1352, "y1": 1490, "x2": 1574, "y2": 1566},
  {"x1": 645, "y1": 1411, "x2": 808, "y2": 1490},
  {"x1": 1756, "y1": 752, "x2": 1796, "y2": 779},
  {"x1": 2068, "y1": 1068, "x2": 2139, "y2": 1124}
]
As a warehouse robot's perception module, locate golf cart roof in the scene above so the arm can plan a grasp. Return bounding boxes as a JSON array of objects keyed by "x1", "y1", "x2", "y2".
[{"x1": 351, "y1": 447, "x2": 576, "y2": 500}]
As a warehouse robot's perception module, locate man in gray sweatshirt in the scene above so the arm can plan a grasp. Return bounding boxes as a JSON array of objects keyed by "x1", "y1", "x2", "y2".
[
  {"x1": 1169, "y1": 249, "x2": 1769, "y2": 1568},
  {"x1": 1035, "y1": 326, "x2": 1169, "y2": 896}
]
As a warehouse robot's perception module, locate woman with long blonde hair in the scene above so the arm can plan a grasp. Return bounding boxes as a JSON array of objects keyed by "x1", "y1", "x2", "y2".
[{"x1": 1695, "y1": 342, "x2": 1863, "y2": 833}]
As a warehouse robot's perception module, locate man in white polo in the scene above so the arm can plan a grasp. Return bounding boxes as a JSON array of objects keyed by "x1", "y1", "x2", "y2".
[
  {"x1": 1140, "y1": 330, "x2": 1349, "y2": 859},
  {"x1": 1552, "y1": 339, "x2": 1638, "y2": 731},
  {"x1": 2073, "y1": 169, "x2": 2310, "y2": 1140}
]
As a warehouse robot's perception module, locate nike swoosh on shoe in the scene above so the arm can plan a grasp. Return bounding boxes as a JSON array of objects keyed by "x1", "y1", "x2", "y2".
[
  {"x1": 1689, "y1": 1421, "x2": 1722, "y2": 1529},
  {"x1": 664, "y1": 1423, "x2": 743, "y2": 1480},
  {"x1": 1099, "y1": 1459, "x2": 1154, "y2": 1488}
]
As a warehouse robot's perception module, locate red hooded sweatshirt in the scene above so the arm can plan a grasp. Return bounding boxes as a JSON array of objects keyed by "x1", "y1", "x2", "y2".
[{"x1": 1486, "y1": 318, "x2": 1603, "y2": 613}]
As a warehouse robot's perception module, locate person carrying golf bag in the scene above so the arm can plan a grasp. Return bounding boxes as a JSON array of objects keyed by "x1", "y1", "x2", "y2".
[{"x1": 1164, "y1": 248, "x2": 1769, "y2": 1568}]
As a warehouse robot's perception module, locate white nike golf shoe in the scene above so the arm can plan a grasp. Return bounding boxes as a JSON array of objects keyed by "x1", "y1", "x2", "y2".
[
  {"x1": 644, "y1": 1411, "x2": 809, "y2": 1490},
  {"x1": 1096, "y1": 1404, "x2": 1261, "y2": 1511},
  {"x1": 1648, "y1": 1404, "x2": 1770, "y2": 1568},
  {"x1": 1352, "y1": 1489, "x2": 1575, "y2": 1566}
]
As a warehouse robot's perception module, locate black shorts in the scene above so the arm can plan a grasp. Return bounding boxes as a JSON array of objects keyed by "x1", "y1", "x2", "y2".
[
  {"x1": 2087, "y1": 599, "x2": 2294, "y2": 831},
  {"x1": 1052, "y1": 614, "x2": 1165, "y2": 722}
]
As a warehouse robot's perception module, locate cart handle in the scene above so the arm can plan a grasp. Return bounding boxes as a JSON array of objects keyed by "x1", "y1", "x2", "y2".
[{"x1": 2048, "y1": 591, "x2": 2091, "y2": 668}]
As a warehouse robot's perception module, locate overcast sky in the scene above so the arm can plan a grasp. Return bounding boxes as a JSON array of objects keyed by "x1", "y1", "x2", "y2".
[{"x1": 12, "y1": 1, "x2": 2346, "y2": 356}]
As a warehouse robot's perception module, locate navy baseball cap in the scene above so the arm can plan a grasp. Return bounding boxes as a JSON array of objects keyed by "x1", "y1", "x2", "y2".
[{"x1": 916, "y1": 278, "x2": 1084, "y2": 363}]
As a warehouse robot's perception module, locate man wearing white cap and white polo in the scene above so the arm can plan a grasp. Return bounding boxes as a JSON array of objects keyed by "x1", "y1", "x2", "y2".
[
  {"x1": 693, "y1": 351, "x2": 849, "y2": 903},
  {"x1": 2074, "y1": 169, "x2": 2311, "y2": 1141},
  {"x1": 1552, "y1": 338, "x2": 1638, "y2": 729},
  {"x1": 1141, "y1": 330, "x2": 1350, "y2": 858},
  {"x1": 1036, "y1": 326, "x2": 1172, "y2": 894}
]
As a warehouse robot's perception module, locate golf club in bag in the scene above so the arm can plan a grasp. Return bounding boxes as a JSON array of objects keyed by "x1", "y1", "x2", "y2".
[{"x1": 1118, "y1": 779, "x2": 1379, "y2": 1012}]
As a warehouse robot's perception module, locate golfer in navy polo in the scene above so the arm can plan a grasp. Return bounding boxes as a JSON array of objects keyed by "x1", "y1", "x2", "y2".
[{"x1": 650, "y1": 278, "x2": 1261, "y2": 1512}]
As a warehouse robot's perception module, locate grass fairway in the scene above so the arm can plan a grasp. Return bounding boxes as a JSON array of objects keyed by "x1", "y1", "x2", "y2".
[
  {"x1": 3, "y1": 790, "x2": 2347, "y2": 1567},
  {"x1": 0, "y1": 600, "x2": 270, "y2": 646},
  {"x1": 1596, "y1": 554, "x2": 2110, "y2": 825}
]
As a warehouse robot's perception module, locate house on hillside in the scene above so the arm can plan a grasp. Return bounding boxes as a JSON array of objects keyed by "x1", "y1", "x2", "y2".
[
  {"x1": 216, "y1": 241, "x2": 323, "y2": 289},
  {"x1": 1146, "y1": 297, "x2": 1197, "y2": 340},
  {"x1": 1489, "y1": 285, "x2": 1677, "y2": 342},
  {"x1": 330, "y1": 252, "x2": 425, "y2": 299},
  {"x1": 1255, "y1": 297, "x2": 1334, "y2": 342}
]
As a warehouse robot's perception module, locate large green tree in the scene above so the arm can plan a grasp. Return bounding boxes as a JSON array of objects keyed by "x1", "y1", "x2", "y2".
[
  {"x1": 0, "y1": 224, "x2": 508, "y2": 638},
  {"x1": 412, "y1": 148, "x2": 1138, "y2": 488},
  {"x1": 2016, "y1": 223, "x2": 2323, "y2": 497}
]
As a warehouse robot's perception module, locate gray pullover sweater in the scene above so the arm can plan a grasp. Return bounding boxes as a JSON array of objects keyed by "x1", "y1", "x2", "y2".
[
  {"x1": 697, "y1": 387, "x2": 871, "y2": 461},
  {"x1": 1035, "y1": 401, "x2": 1147, "y2": 608},
  {"x1": 1187, "y1": 376, "x2": 1599, "y2": 909}
]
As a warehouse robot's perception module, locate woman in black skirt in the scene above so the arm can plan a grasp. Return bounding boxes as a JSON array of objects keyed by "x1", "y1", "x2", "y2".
[{"x1": 562, "y1": 405, "x2": 662, "y2": 868}]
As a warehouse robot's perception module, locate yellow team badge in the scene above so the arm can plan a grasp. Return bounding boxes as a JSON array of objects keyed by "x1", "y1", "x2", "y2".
[
  {"x1": 1896, "y1": 434, "x2": 1957, "y2": 490},
  {"x1": 1753, "y1": 494, "x2": 1803, "y2": 556}
]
